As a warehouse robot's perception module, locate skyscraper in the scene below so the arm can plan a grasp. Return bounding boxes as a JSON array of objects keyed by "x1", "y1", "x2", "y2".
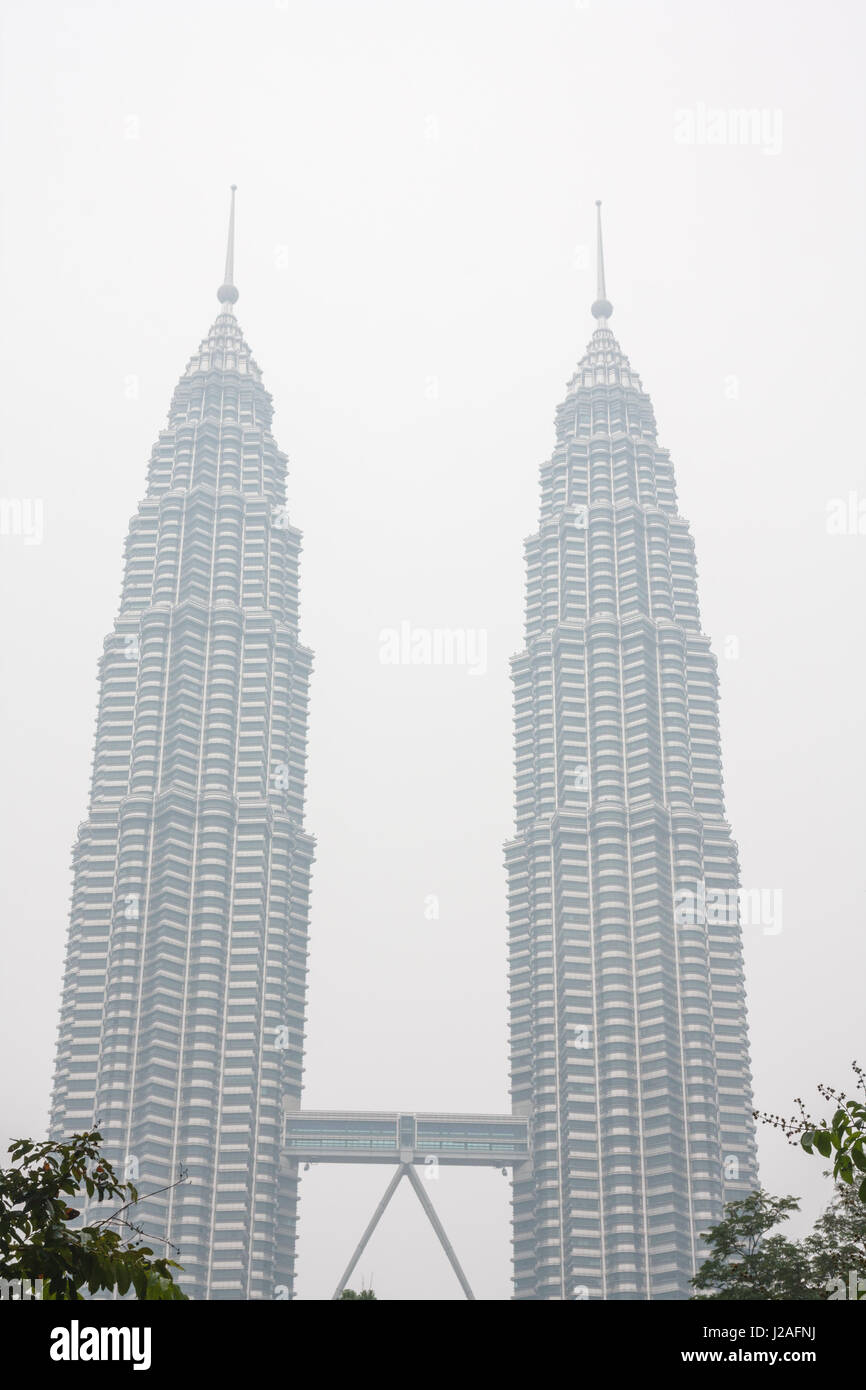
[
  {"x1": 505, "y1": 205, "x2": 758, "y2": 1300},
  {"x1": 49, "y1": 190, "x2": 314, "y2": 1300}
]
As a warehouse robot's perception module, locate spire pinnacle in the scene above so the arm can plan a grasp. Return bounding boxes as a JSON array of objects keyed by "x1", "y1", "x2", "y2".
[
  {"x1": 217, "y1": 185, "x2": 239, "y2": 308},
  {"x1": 591, "y1": 199, "x2": 613, "y2": 325}
]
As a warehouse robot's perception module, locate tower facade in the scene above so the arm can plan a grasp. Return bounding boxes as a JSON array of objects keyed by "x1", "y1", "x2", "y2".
[
  {"x1": 49, "y1": 191, "x2": 314, "y2": 1299},
  {"x1": 506, "y1": 207, "x2": 758, "y2": 1299}
]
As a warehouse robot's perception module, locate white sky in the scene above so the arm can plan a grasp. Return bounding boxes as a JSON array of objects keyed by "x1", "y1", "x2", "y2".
[{"x1": 0, "y1": 0, "x2": 864, "y2": 1300}]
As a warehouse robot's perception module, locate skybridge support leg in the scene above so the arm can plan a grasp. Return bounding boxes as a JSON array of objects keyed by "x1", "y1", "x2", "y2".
[
  {"x1": 331, "y1": 1164, "x2": 406, "y2": 1299},
  {"x1": 330, "y1": 1160, "x2": 476, "y2": 1301},
  {"x1": 404, "y1": 1162, "x2": 475, "y2": 1300}
]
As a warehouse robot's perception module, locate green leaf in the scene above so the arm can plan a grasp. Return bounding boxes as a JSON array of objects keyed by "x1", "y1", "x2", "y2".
[
  {"x1": 814, "y1": 1130, "x2": 833, "y2": 1159},
  {"x1": 800, "y1": 1131, "x2": 814, "y2": 1153}
]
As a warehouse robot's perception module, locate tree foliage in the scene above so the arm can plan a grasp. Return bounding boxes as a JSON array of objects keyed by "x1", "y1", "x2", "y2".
[
  {"x1": 692, "y1": 1185, "x2": 866, "y2": 1300},
  {"x1": 803, "y1": 1180, "x2": 866, "y2": 1300},
  {"x1": 691, "y1": 1190, "x2": 823, "y2": 1300},
  {"x1": 755, "y1": 1061, "x2": 866, "y2": 1205},
  {"x1": 0, "y1": 1130, "x2": 188, "y2": 1300},
  {"x1": 339, "y1": 1287, "x2": 377, "y2": 1299}
]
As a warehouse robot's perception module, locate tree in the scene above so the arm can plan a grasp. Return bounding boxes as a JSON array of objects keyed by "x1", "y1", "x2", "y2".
[
  {"x1": 755, "y1": 1061, "x2": 866, "y2": 1206},
  {"x1": 0, "y1": 1130, "x2": 188, "y2": 1300},
  {"x1": 691, "y1": 1190, "x2": 823, "y2": 1300},
  {"x1": 339, "y1": 1288, "x2": 377, "y2": 1299},
  {"x1": 803, "y1": 1179, "x2": 866, "y2": 1300}
]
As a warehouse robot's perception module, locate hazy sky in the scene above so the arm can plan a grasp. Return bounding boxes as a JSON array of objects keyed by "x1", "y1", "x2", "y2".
[{"x1": 1, "y1": 0, "x2": 864, "y2": 1300}]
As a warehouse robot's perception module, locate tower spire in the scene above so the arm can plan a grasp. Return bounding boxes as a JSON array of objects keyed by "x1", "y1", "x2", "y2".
[
  {"x1": 591, "y1": 199, "x2": 613, "y2": 326},
  {"x1": 217, "y1": 184, "x2": 239, "y2": 308}
]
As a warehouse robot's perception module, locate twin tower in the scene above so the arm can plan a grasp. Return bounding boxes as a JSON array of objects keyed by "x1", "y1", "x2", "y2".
[{"x1": 49, "y1": 192, "x2": 758, "y2": 1300}]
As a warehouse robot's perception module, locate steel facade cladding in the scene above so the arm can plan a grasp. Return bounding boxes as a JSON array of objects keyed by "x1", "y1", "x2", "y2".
[
  {"x1": 50, "y1": 284, "x2": 314, "y2": 1300},
  {"x1": 506, "y1": 274, "x2": 758, "y2": 1299}
]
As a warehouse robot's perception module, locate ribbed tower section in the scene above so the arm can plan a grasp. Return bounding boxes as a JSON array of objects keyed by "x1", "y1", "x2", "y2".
[
  {"x1": 49, "y1": 210, "x2": 314, "y2": 1300},
  {"x1": 506, "y1": 212, "x2": 758, "y2": 1300}
]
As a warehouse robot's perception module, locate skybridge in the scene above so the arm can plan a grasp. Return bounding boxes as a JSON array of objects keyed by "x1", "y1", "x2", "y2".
[{"x1": 281, "y1": 1106, "x2": 530, "y2": 1298}]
